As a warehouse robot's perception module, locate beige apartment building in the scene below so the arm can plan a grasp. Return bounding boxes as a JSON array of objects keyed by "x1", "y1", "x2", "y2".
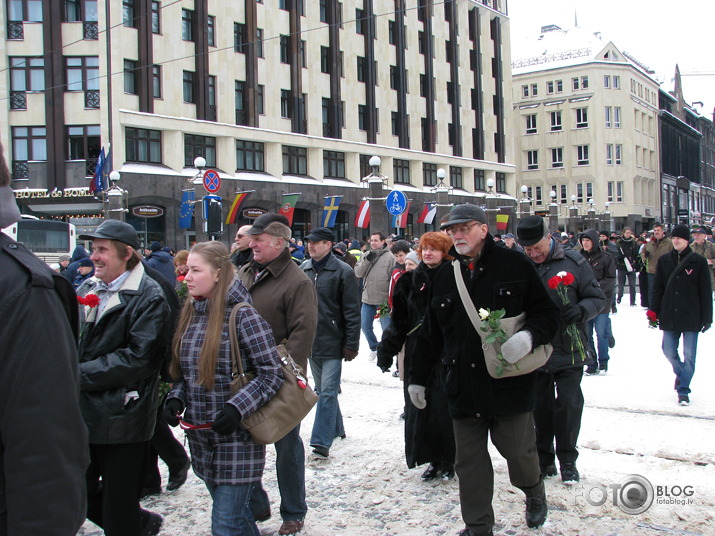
[
  {"x1": 1, "y1": 0, "x2": 517, "y2": 247},
  {"x1": 511, "y1": 25, "x2": 660, "y2": 233}
]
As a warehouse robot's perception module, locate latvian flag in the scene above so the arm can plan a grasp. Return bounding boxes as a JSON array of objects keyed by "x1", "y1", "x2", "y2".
[
  {"x1": 355, "y1": 200, "x2": 370, "y2": 228},
  {"x1": 390, "y1": 201, "x2": 411, "y2": 229},
  {"x1": 417, "y1": 202, "x2": 437, "y2": 224}
]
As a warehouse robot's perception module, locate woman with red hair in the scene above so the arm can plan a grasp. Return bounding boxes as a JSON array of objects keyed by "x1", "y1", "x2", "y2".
[{"x1": 377, "y1": 232, "x2": 456, "y2": 480}]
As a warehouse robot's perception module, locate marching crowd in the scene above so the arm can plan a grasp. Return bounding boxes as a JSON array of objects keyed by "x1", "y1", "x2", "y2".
[{"x1": 2, "y1": 130, "x2": 714, "y2": 535}]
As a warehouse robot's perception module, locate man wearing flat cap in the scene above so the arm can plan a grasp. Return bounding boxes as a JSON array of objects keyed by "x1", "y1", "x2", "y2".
[
  {"x1": 516, "y1": 215, "x2": 606, "y2": 487},
  {"x1": 237, "y1": 213, "x2": 317, "y2": 535},
  {"x1": 649, "y1": 224, "x2": 712, "y2": 406},
  {"x1": 689, "y1": 226, "x2": 715, "y2": 291},
  {"x1": 76, "y1": 219, "x2": 170, "y2": 535},
  {"x1": 410, "y1": 204, "x2": 559, "y2": 535},
  {"x1": 300, "y1": 227, "x2": 360, "y2": 460}
]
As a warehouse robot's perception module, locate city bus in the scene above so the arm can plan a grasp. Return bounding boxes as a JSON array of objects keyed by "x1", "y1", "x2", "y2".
[{"x1": 2, "y1": 215, "x2": 77, "y2": 264}]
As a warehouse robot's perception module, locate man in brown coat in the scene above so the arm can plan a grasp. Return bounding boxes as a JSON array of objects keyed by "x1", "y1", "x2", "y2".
[
  {"x1": 237, "y1": 213, "x2": 317, "y2": 536},
  {"x1": 641, "y1": 223, "x2": 673, "y2": 301}
]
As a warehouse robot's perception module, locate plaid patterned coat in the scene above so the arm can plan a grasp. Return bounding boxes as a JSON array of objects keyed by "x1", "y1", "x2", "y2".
[{"x1": 168, "y1": 278, "x2": 283, "y2": 485}]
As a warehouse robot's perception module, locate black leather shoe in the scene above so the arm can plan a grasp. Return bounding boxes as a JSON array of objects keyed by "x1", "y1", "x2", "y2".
[
  {"x1": 525, "y1": 494, "x2": 548, "y2": 528},
  {"x1": 141, "y1": 512, "x2": 163, "y2": 536},
  {"x1": 253, "y1": 507, "x2": 271, "y2": 523},
  {"x1": 421, "y1": 464, "x2": 440, "y2": 481},
  {"x1": 166, "y1": 459, "x2": 191, "y2": 491},
  {"x1": 540, "y1": 463, "x2": 557, "y2": 478}
]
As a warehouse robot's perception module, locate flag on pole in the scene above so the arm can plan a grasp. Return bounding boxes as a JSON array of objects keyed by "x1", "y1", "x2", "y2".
[
  {"x1": 496, "y1": 213, "x2": 509, "y2": 231},
  {"x1": 321, "y1": 196, "x2": 343, "y2": 227},
  {"x1": 90, "y1": 147, "x2": 107, "y2": 194},
  {"x1": 179, "y1": 190, "x2": 195, "y2": 229},
  {"x1": 417, "y1": 202, "x2": 437, "y2": 224},
  {"x1": 390, "y1": 201, "x2": 411, "y2": 229},
  {"x1": 278, "y1": 193, "x2": 300, "y2": 226},
  {"x1": 225, "y1": 191, "x2": 252, "y2": 224},
  {"x1": 355, "y1": 200, "x2": 370, "y2": 228}
]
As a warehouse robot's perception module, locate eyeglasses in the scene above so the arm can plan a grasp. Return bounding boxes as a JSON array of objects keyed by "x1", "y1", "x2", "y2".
[
  {"x1": 179, "y1": 417, "x2": 213, "y2": 430},
  {"x1": 445, "y1": 222, "x2": 479, "y2": 236}
]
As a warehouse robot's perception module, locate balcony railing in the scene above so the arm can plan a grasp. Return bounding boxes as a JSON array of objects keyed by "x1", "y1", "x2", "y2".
[
  {"x1": 86, "y1": 157, "x2": 99, "y2": 178},
  {"x1": 207, "y1": 105, "x2": 217, "y2": 122},
  {"x1": 235, "y1": 108, "x2": 247, "y2": 126},
  {"x1": 7, "y1": 21, "x2": 23, "y2": 40},
  {"x1": 83, "y1": 21, "x2": 98, "y2": 40},
  {"x1": 10, "y1": 91, "x2": 27, "y2": 110},
  {"x1": 12, "y1": 161, "x2": 28, "y2": 179},
  {"x1": 85, "y1": 90, "x2": 100, "y2": 109}
]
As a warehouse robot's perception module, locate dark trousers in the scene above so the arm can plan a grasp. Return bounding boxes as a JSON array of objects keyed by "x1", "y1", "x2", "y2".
[
  {"x1": 86, "y1": 442, "x2": 154, "y2": 536},
  {"x1": 144, "y1": 406, "x2": 190, "y2": 489},
  {"x1": 453, "y1": 412, "x2": 541, "y2": 535},
  {"x1": 639, "y1": 271, "x2": 649, "y2": 307},
  {"x1": 534, "y1": 367, "x2": 584, "y2": 467},
  {"x1": 617, "y1": 269, "x2": 637, "y2": 304}
]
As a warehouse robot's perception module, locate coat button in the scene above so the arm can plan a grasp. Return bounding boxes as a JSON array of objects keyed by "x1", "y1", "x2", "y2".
[
  {"x1": 471, "y1": 363, "x2": 476, "y2": 368},
  {"x1": 507, "y1": 291, "x2": 511, "y2": 295},
  {"x1": 475, "y1": 413, "x2": 481, "y2": 418},
  {"x1": 8, "y1": 243, "x2": 17, "y2": 249}
]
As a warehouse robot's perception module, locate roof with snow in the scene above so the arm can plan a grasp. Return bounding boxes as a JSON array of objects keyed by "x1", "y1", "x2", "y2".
[{"x1": 511, "y1": 25, "x2": 657, "y2": 81}]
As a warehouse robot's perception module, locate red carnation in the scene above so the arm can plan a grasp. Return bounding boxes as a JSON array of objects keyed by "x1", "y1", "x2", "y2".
[
  {"x1": 646, "y1": 310, "x2": 658, "y2": 328},
  {"x1": 77, "y1": 294, "x2": 100, "y2": 308},
  {"x1": 547, "y1": 276, "x2": 561, "y2": 289},
  {"x1": 562, "y1": 273, "x2": 575, "y2": 286},
  {"x1": 177, "y1": 275, "x2": 185, "y2": 282}
]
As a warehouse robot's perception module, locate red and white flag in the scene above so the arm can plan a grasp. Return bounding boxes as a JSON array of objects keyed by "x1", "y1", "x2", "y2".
[
  {"x1": 355, "y1": 200, "x2": 370, "y2": 228},
  {"x1": 417, "y1": 202, "x2": 437, "y2": 224}
]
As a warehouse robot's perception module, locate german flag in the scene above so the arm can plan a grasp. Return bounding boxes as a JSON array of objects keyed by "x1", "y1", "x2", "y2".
[{"x1": 225, "y1": 191, "x2": 252, "y2": 224}]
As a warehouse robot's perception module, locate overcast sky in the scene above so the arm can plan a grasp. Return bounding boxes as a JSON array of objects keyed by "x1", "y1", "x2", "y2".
[{"x1": 507, "y1": 0, "x2": 715, "y2": 116}]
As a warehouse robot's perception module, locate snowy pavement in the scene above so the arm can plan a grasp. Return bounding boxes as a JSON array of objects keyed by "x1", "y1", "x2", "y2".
[{"x1": 79, "y1": 293, "x2": 715, "y2": 535}]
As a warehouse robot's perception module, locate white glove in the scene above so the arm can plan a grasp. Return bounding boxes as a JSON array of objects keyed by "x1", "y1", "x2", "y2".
[
  {"x1": 500, "y1": 330, "x2": 533, "y2": 364},
  {"x1": 408, "y1": 385, "x2": 427, "y2": 409}
]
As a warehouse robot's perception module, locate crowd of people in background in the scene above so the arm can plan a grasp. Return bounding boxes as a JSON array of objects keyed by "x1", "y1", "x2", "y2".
[{"x1": 4, "y1": 129, "x2": 714, "y2": 536}]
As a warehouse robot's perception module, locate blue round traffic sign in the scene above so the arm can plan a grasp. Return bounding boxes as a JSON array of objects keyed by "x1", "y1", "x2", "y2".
[
  {"x1": 386, "y1": 190, "x2": 408, "y2": 216},
  {"x1": 203, "y1": 169, "x2": 221, "y2": 194}
]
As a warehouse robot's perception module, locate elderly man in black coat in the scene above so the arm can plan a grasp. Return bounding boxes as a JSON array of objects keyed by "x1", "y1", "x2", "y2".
[
  {"x1": 649, "y1": 224, "x2": 712, "y2": 406},
  {"x1": 517, "y1": 216, "x2": 606, "y2": 488},
  {"x1": 410, "y1": 205, "x2": 559, "y2": 536}
]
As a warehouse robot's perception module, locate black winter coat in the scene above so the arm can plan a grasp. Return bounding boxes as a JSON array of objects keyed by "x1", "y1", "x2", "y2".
[
  {"x1": 579, "y1": 229, "x2": 616, "y2": 313},
  {"x1": 411, "y1": 238, "x2": 559, "y2": 419},
  {"x1": 379, "y1": 261, "x2": 455, "y2": 468},
  {"x1": 77, "y1": 263, "x2": 171, "y2": 444},
  {"x1": 528, "y1": 239, "x2": 607, "y2": 371},
  {"x1": 650, "y1": 246, "x2": 713, "y2": 332},
  {"x1": 0, "y1": 234, "x2": 89, "y2": 536},
  {"x1": 301, "y1": 253, "x2": 361, "y2": 358},
  {"x1": 615, "y1": 236, "x2": 638, "y2": 271},
  {"x1": 147, "y1": 250, "x2": 176, "y2": 286}
]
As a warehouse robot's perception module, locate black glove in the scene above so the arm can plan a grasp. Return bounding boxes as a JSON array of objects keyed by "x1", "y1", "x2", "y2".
[
  {"x1": 702, "y1": 323, "x2": 711, "y2": 333},
  {"x1": 365, "y1": 250, "x2": 377, "y2": 262},
  {"x1": 560, "y1": 303, "x2": 583, "y2": 324},
  {"x1": 644, "y1": 250, "x2": 650, "y2": 258},
  {"x1": 163, "y1": 398, "x2": 184, "y2": 427},
  {"x1": 376, "y1": 343, "x2": 393, "y2": 373},
  {"x1": 211, "y1": 405, "x2": 242, "y2": 435}
]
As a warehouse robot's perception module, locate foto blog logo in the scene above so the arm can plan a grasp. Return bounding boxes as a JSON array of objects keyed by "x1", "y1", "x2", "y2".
[{"x1": 582, "y1": 474, "x2": 654, "y2": 515}]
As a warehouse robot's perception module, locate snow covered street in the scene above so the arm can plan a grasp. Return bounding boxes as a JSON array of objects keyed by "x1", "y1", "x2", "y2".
[{"x1": 79, "y1": 295, "x2": 715, "y2": 535}]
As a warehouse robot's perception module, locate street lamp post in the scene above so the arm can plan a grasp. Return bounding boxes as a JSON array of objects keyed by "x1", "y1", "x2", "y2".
[
  {"x1": 432, "y1": 167, "x2": 453, "y2": 227},
  {"x1": 485, "y1": 178, "x2": 500, "y2": 231},
  {"x1": 105, "y1": 170, "x2": 128, "y2": 222},
  {"x1": 586, "y1": 198, "x2": 597, "y2": 230},
  {"x1": 518, "y1": 185, "x2": 532, "y2": 221},
  {"x1": 568, "y1": 194, "x2": 579, "y2": 234},
  {"x1": 361, "y1": 156, "x2": 388, "y2": 237},
  {"x1": 601, "y1": 202, "x2": 612, "y2": 232},
  {"x1": 549, "y1": 190, "x2": 559, "y2": 232}
]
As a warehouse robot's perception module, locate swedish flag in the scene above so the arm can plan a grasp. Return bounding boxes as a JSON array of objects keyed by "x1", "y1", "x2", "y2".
[{"x1": 321, "y1": 196, "x2": 343, "y2": 227}]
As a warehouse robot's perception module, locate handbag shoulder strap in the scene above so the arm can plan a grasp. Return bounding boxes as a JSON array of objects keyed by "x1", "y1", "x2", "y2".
[
  {"x1": 664, "y1": 250, "x2": 694, "y2": 293},
  {"x1": 452, "y1": 260, "x2": 483, "y2": 335},
  {"x1": 228, "y1": 302, "x2": 253, "y2": 378}
]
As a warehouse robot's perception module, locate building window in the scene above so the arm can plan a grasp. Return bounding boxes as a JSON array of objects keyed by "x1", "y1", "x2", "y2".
[
  {"x1": 615, "y1": 144, "x2": 622, "y2": 164},
  {"x1": 151, "y1": 1, "x2": 160, "y2": 33},
  {"x1": 355, "y1": 8, "x2": 365, "y2": 34},
  {"x1": 65, "y1": 56, "x2": 99, "y2": 91},
  {"x1": 604, "y1": 75, "x2": 611, "y2": 89},
  {"x1": 559, "y1": 184, "x2": 567, "y2": 204},
  {"x1": 556, "y1": 79, "x2": 563, "y2": 92},
  {"x1": 388, "y1": 20, "x2": 396, "y2": 44},
  {"x1": 577, "y1": 145, "x2": 589, "y2": 166},
  {"x1": 614, "y1": 107, "x2": 621, "y2": 128},
  {"x1": 152, "y1": 65, "x2": 161, "y2": 98},
  {"x1": 535, "y1": 186, "x2": 542, "y2": 205},
  {"x1": 235, "y1": 81, "x2": 246, "y2": 124},
  {"x1": 182, "y1": 9, "x2": 194, "y2": 41},
  {"x1": 280, "y1": 35, "x2": 290, "y2": 63},
  {"x1": 11, "y1": 126, "x2": 47, "y2": 177},
  {"x1": 606, "y1": 144, "x2": 622, "y2": 165},
  {"x1": 67, "y1": 125, "x2": 101, "y2": 176},
  {"x1": 576, "y1": 108, "x2": 588, "y2": 128},
  {"x1": 182, "y1": 71, "x2": 195, "y2": 103},
  {"x1": 207, "y1": 15, "x2": 215, "y2": 47},
  {"x1": 525, "y1": 114, "x2": 537, "y2": 134},
  {"x1": 496, "y1": 172, "x2": 506, "y2": 193},
  {"x1": 208, "y1": 75, "x2": 216, "y2": 118},
  {"x1": 581, "y1": 76, "x2": 589, "y2": 89},
  {"x1": 357, "y1": 56, "x2": 366, "y2": 82},
  {"x1": 391, "y1": 111, "x2": 399, "y2": 136},
  {"x1": 606, "y1": 144, "x2": 613, "y2": 165},
  {"x1": 608, "y1": 181, "x2": 614, "y2": 202},
  {"x1": 394, "y1": 159, "x2": 410, "y2": 184},
  {"x1": 547, "y1": 81, "x2": 554, "y2": 94},
  {"x1": 550, "y1": 111, "x2": 562, "y2": 131},
  {"x1": 605, "y1": 106, "x2": 612, "y2": 128},
  {"x1": 234, "y1": 22, "x2": 247, "y2": 53},
  {"x1": 236, "y1": 140, "x2": 264, "y2": 171},
  {"x1": 616, "y1": 181, "x2": 623, "y2": 202},
  {"x1": 280, "y1": 89, "x2": 291, "y2": 118},
  {"x1": 123, "y1": 59, "x2": 137, "y2": 94},
  {"x1": 522, "y1": 85, "x2": 529, "y2": 98},
  {"x1": 358, "y1": 104, "x2": 367, "y2": 130},
  {"x1": 184, "y1": 134, "x2": 216, "y2": 168},
  {"x1": 423, "y1": 163, "x2": 437, "y2": 187},
  {"x1": 64, "y1": 0, "x2": 98, "y2": 22},
  {"x1": 300, "y1": 40, "x2": 307, "y2": 68},
  {"x1": 257, "y1": 85, "x2": 264, "y2": 114},
  {"x1": 123, "y1": 0, "x2": 135, "y2": 27},
  {"x1": 572, "y1": 77, "x2": 580, "y2": 90},
  {"x1": 8, "y1": 0, "x2": 44, "y2": 21},
  {"x1": 323, "y1": 150, "x2": 345, "y2": 178},
  {"x1": 577, "y1": 183, "x2": 583, "y2": 203},
  {"x1": 613, "y1": 75, "x2": 620, "y2": 89},
  {"x1": 9, "y1": 57, "x2": 45, "y2": 94},
  {"x1": 256, "y1": 28, "x2": 264, "y2": 57},
  {"x1": 474, "y1": 169, "x2": 485, "y2": 191},
  {"x1": 390, "y1": 65, "x2": 398, "y2": 90},
  {"x1": 526, "y1": 150, "x2": 538, "y2": 170},
  {"x1": 450, "y1": 167, "x2": 463, "y2": 189},
  {"x1": 125, "y1": 127, "x2": 161, "y2": 164},
  {"x1": 551, "y1": 147, "x2": 563, "y2": 168},
  {"x1": 282, "y1": 145, "x2": 307, "y2": 175},
  {"x1": 531, "y1": 83, "x2": 538, "y2": 96}
]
